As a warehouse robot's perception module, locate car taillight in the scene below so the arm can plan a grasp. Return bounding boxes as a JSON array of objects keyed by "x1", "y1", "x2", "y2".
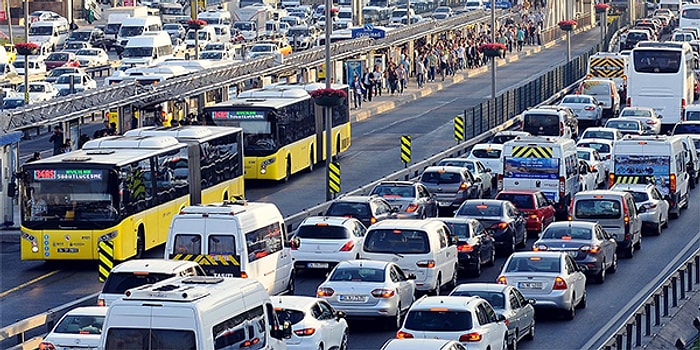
[
  {"x1": 627, "y1": 96, "x2": 631, "y2": 107},
  {"x1": 339, "y1": 241, "x2": 354, "y2": 252},
  {"x1": 290, "y1": 239, "x2": 299, "y2": 250},
  {"x1": 497, "y1": 275, "x2": 507, "y2": 284},
  {"x1": 241, "y1": 338, "x2": 261, "y2": 347},
  {"x1": 646, "y1": 120, "x2": 657, "y2": 124},
  {"x1": 240, "y1": 271, "x2": 248, "y2": 278},
  {"x1": 39, "y1": 342, "x2": 56, "y2": 350},
  {"x1": 533, "y1": 243, "x2": 548, "y2": 251},
  {"x1": 294, "y1": 328, "x2": 316, "y2": 336},
  {"x1": 682, "y1": 98, "x2": 687, "y2": 110},
  {"x1": 396, "y1": 331, "x2": 414, "y2": 339},
  {"x1": 317, "y1": 287, "x2": 334, "y2": 297},
  {"x1": 581, "y1": 244, "x2": 601, "y2": 254},
  {"x1": 458, "y1": 182, "x2": 468, "y2": 192},
  {"x1": 97, "y1": 299, "x2": 105, "y2": 306},
  {"x1": 670, "y1": 174, "x2": 677, "y2": 193},
  {"x1": 608, "y1": 173, "x2": 615, "y2": 189},
  {"x1": 459, "y1": 332, "x2": 483, "y2": 342},
  {"x1": 497, "y1": 174, "x2": 503, "y2": 191},
  {"x1": 416, "y1": 259, "x2": 436, "y2": 268},
  {"x1": 371, "y1": 288, "x2": 395, "y2": 298},
  {"x1": 553, "y1": 276, "x2": 568, "y2": 290},
  {"x1": 559, "y1": 176, "x2": 565, "y2": 200},
  {"x1": 405, "y1": 203, "x2": 419, "y2": 213},
  {"x1": 490, "y1": 222, "x2": 508, "y2": 230},
  {"x1": 370, "y1": 217, "x2": 378, "y2": 225},
  {"x1": 622, "y1": 199, "x2": 630, "y2": 226},
  {"x1": 458, "y1": 244, "x2": 474, "y2": 252},
  {"x1": 584, "y1": 106, "x2": 595, "y2": 111}
]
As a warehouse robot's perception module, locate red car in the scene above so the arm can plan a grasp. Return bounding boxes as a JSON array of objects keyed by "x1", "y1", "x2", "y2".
[
  {"x1": 44, "y1": 52, "x2": 80, "y2": 70},
  {"x1": 495, "y1": 189, "x2": 555, "y2": 236}
]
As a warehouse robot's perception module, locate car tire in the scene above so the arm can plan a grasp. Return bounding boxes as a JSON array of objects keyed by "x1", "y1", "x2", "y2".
[
  {"x1": 634, "y1": 236, "x2": 642, "y2": 250},
  {"x1": 390, "y1": 304, "x2": 402, "y2": 330},
  {"x1": 518, "y1": 229, "x2": 527, "y2": 248},
  {"x1": 508, "y1": 334, "x2": 518, "y2": 350},
  {"x1": 472, "y1": 255, "x2": 482, "y2": 277},
  {"x1": 596, "y1": 263, "x2": 606, "y2": 284},
  {"x1": 339, "y1": 330, "x2": 349, "y2": 350},
  {"x1": 431, "y1": 276, "x2": 442, "y2": 296},
  {"x1": 653, "y1": 222, "x2": 662, "y2": 236},
  {"x1": 624, "y1": 244, "x2": 634, "y2": 259},
  {"x1": 608, "y1": 253, "x2": 618, "y2": 274},
  {"x1": 577, "y1": 292, "x2": 587, "y2": 309},
  {"x1": 564, "y1": 301, "x2": 576, "y2": 320},
  {"x1": 486, "y1": 247, "x2": 496, "y2": 267},
  {"x1": 524, "y1": 321, "x2": 535, "y2": 341},
  {"x1": 507, "y1": 234, "x2": 516, "y2": 254}
]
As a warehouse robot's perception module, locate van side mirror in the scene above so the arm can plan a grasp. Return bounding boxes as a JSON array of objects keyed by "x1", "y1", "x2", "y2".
[
  {"x1": 335, "y1": 311, "x2": 346, "y2": 320},
  {"x1": 496, "y1": 314, "x2": 507, "y2": 322},
  {"x1": 407, "y1": 273, "x2": 417, "y2": 280}
]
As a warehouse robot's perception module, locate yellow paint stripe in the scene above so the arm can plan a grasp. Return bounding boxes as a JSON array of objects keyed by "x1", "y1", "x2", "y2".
[{"x1": 0, "y1": 270, "x2": 62, "y2": 298}]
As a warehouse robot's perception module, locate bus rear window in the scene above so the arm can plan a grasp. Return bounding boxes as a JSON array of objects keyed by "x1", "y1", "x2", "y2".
[
  {"x1": 105, "y1": 328, "x2": 196, "y2": 350},
  {"x1": 522, "y1": 114, "x2": 560, "y2": 136},
  {"x1": 633, "y1": 50, "x2": 681, "y2": 73}
]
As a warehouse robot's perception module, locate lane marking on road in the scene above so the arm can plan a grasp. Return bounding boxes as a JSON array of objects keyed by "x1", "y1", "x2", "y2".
[
  {"x1": 581, "y1": 230, "x2": 700, "y2": 349},
  {"x1": 364, "y1": 96, "x2": 461, "y2": 136},
  {"x1": 0, "y1": 270, "x2": 62, "y2": 299}
]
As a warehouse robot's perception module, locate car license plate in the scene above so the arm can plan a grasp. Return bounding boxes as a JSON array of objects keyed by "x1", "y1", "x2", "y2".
[
  {"x1": 307, "y1": 262, "x2": 329, "y2": 269},
  {"x1": 339, "y1": 295, "x2": 366, "y2": 302},
  {"x1": 518, "y1": 282, "x2": 543, "y2": 289},
  {"x1": 439, "y1": 201, "x2": 451, "y2": 207}
]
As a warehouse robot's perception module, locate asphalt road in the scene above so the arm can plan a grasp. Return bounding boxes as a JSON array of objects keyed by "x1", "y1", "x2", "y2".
[{"x1": 3, "y1": 27, "x2": 698, "y2": 350}]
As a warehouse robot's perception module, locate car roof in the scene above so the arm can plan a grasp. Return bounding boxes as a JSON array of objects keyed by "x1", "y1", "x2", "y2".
[
  {"x1": 509, "y1": 251, "x2": 565, "y2": 258},
  {"x1": 462, "y1": 199, "x2": 508, "y2": 206},
  {"x1": 472, "y1": 143, "x2": 503, "y2": 150},
  {"x1": 382, "y1": 339, "x2": 460, "y2": 350},
  {"x1": 299, "y1": 216, "x2": 359, "y2": 226},
  {"x1": 333, "y1": 195, "x2": 375, "y2": 203},
  {"x1": 423, "y1": 165, "x2": 466, "y2": 173},
  {"x1": 621, "y1": 106, "x2": 654, "y2": 112},
  {"x1": 451, "y1": 283, "x2": 508, "y2": 293},
  {"x1": 610, "y1": 183, "x2": 654, "y2": 191},
  {"x1": 574, "y1": 189, "x2": 628, "y2": 198},
  {"x1": 270, "y1": 295, "x2": 321, "y2": 310},
  {"x1": 429, "y1": 217, "x2": 479, "y2": 225},
  {"x1": 546, "y1": 220, "x2": 598, "y2": 229},
  {"x1": 370, "y1": 218, "x2": 445, "y2": 230},
  {"x1": 336, "y1": 259, "x2": 389, "y2": 269},
  {"x1": 64, "y1": 306, "x2": 109, "y2": 316},
  {"x1": 577, "y1": 138, "x2": 614, "y2": 145},
  {"x1": 412, "y1": 295, "x2": 481, "y2": 309},
  {"x1": 376, "y1": 180, "x2": 415, "y2": 186}
]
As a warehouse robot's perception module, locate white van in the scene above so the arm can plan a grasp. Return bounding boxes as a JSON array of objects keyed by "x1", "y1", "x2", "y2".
[
  {"x1": 101, "y1": 276, "x2": 290, "y2": 350},
  {"x1": 360, "y1": 219, "x2": 458, "y2": 295},
  {"x1": 28, "y1": 20, "x2": 69, "y2": 51},
  {"x1": 683, "y1": 104, "x2": 700, "y2": 121},
  {"x1": 185, "y1": 26, "x2": 217, "y2": 50},
  {"x1": 500, "y1": 136, "x2": 579, "y2": 220},
  {"x1": 610, "y1": 135, "x2": 691, "y2": 218},
  {"x1": 164, "y1": 201, "x2": 294, "y2": 296},
  {"x1": 121, "y1": 31, "x2": 174, "y2": 67},
  {"x1": 198, "y1": 9, "x2": 232, "y2": 25},
  {"x1": 97, "y1": 259, "x2": 205, "y2": 306},
  {"x1": 116, "y1": 16, "x2": 163, "y2": 50}
]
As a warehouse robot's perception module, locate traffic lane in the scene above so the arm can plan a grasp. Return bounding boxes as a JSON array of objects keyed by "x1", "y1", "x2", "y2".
[{"x1": 247, "y1": 28, "x2": 603, "y2": 216}]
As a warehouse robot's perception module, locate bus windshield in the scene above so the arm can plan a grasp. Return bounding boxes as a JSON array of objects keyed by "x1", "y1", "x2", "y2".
[
  {"x1": 22, "y1": 167, "x2": 118, "y2": 228},
  {"x1": 209, "y1": 109, "x2": 277, "y2": 155}
]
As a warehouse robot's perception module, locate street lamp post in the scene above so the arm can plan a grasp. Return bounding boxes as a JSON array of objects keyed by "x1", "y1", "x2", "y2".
[
  {"x1": 565, "y1": 0, "x2": 571, "y2": 62},
  {"x1": 324, "y1": 0, "x2": 333, "y2": 201},
  {"x1": 490, "y1": 0, "x2": 496, "y2": 100},
  {"x1": 23, "y1": 0, "x2": 29, "y2": 104}
]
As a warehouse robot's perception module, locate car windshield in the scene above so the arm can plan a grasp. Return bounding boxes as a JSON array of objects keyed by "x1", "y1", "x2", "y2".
[
  {"x1": 29, "y1": 26, "x2": 53, "y2": 35},
  {"x1": 56, "y1": 75, "x2": 81, "y2": 84},
  {"x1": 505, "y1": 256, "x2": 561, "y2": 272},
  {"x1": 456, "y1": 203, "x2": 502, "y2": 217},
  {"x1": 371, "y1": 185, "x2": 415, "y2": 198},
  {"x1": 69, "y1": 31, "x2": 91, "y2": 41},
  {"x1": 47, "y1": 53, "x2": 69, "y2": 61},
  {"x1": 541, "y1": 226, "x2": 592, "y2": 239},
  {"x1": 296, "y1": 224, "x2": 350, "y2": 239},
  {"x1": 578, "y1": 142, "x2": 611, "y2": 153},
  {"x1": 122, "y1": 47, "x2": 153, "y2": 58},
  {"x1": 363, "y1": 229, "x2": 429, "y2": 254},
  {"x1": 329, "y1": 267, "x2": 385, "y2": 282},
  {"x1": 200, "y1": 51, "x2": 223, "y2": 59},
  {"x1": 251, "y1": 45, "x2": 274, "y2": 52},
  {"x1": 233, "y1": 22, "x2": 253, "y2": 31},
  {"x1": 420, "y1": 171, "x2": 461, "y2": 184},
  {"x1": 119, "y1": 26, "x2": 144, "y2": 37},
  {"x1": 54, "y1": 315, "x2": 105, "y2": 334},
  {"x1": 404, "y1": 310, "x2": 472, "y2": 331},
  {"x1": 65, "y1": 43, "x2": 85, "y2": 49},
  {"x1": 3, "y1": 99, "x2": 24, "y2": 109},
  {"x1": 496, "y1": 193, "x2": 534, "y2": 209},
  {"x1": 18, "y1": 84, "x2": 45, "y2": 93},
  {"x1": 450, "y1": 290, "x2": 505, "y2": 308},
  {"x1": 48, "y1": 68, "x2": 76, "y2": 77},
  {"x1": 574, "y1": 199, "x2": 622, "y2": 219}
]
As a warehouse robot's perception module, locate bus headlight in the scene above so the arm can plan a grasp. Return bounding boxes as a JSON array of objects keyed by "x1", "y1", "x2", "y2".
[
  {"x1": 98, "y1": 231, "x2": 118, "y2": 242},
  {"x1": 260, "y1": 157, "x2": 277, "y2": 174}
]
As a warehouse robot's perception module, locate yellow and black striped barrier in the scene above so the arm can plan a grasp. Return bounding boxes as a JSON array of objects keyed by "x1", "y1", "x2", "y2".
[
  {"x1": 454, "y1": 116, "x2": 465, "y2": 141},
  {"x1": 401, "y1": 135, "x2": 411, "y2": 164},
  {"x1": 589, "y1": 57, "x2": 625, "y2": 78},
  {"x1": 615, "y1": 175, "x2": 655, "y2": 185},
  {"x1": 171, "y1": 254, "x2": 241, "y2": 266},
  {"x1": 329, "y1": 162, "x2": 341, "y2": 194},
  {"x1": 98, "y1": 240, "x2": 114, "y2": 283},
  {"x1": 512, "y1": 145, "x2": 553, "y2": 158}
]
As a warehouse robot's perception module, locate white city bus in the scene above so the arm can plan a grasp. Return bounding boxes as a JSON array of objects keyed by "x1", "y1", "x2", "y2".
[{"x1": 626, "y1": 42, "x2": 696, "y2": 132}]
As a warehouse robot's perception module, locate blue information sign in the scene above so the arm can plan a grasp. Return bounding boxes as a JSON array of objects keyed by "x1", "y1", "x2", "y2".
[{"x1": 351, "y1": 24, "x2": 386, "y2": 39}]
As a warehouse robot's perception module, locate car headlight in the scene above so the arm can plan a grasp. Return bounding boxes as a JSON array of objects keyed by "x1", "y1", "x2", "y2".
[
  {"x1": 98, "y1": 230, "x2": 118, "y2": 242},
  {"x1": 260, "y1": 157, "x2": 276, "y2": 173}
]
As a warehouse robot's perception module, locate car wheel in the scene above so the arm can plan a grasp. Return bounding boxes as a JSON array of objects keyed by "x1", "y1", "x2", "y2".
[
  {"x1": 472, "y1": 255, "x2": 482, "y2": 277},
  {"x1": 654, "y1": 222, "x2": 662, "y2": 236},
  {"x1": 449, "y1": 265, "x2": 458, "y2": 288},
  {"x1": 524, "y1": 321, "x2": 535, "y2": 341},
  {"x1": 508, "y1": 234, "x2": 516, "y2": 254},
  {"x1": 596, "y1": 262, "x2": 606, "y2": 284},
  {"x1": 634, "y1": 236, "x2": 642, "y2": 250},
  {"x1": 564, "y1": 301, "x2": 576, "y2": 320},
  {"x1": 625, "y1": 244, "x2": 634, "y2": 259},
  {"x1": 391, "y1": 304, "x2": 403, "y2": 330},
  {"x1": 508, "y1": 334, "x2": 518, "y2": 350},
  {"x1": 577, "y1": 292, "x2": 587, "y2": 309},
  {"x1": 486, "y1": 246, "x2": 496, "y2": 267},
  {"x1": 339, "y1": 330, "x2": 349, "y2": 350},
  {"x1": 608, "y1": 253, "x2": 618, "y2": 273},
  {"x1": 519, "y1": 229, "x2": 527, "y2": 248}
]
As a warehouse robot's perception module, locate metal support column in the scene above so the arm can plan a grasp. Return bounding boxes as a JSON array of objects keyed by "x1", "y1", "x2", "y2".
[
  {"x1": 490, "y1": 0, "x2": 496, "y2": 100},
  {"x1": 324, "y1": 0, "x2": 333, "y2": 201}
]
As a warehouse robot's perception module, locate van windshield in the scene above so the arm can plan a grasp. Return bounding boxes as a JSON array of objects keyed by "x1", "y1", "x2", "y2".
[
  {"x1": 122, "y1": 47, "x2": 154, "y2": 58},
  {"x1": 29, "y1": 26, "x2": 53, "y2": 35},
  {"x1": 105, "y1": 328, "x2": 195, "y2": 350},
  {"x1": 581, "y1": 82, "x2": 611, "y2": 95},
  {"x1": 363, "y1": 229, "x2": 429, "y2": 254},
  {"x1": 574, "y1": 199, "x2": 621, "y2": 219},
  {"x1": 119, "y1": 26, "x2": 145, "y2": 37},
  {"x1": 522, "y1": 114, "x2": 560, "y2": 136}
]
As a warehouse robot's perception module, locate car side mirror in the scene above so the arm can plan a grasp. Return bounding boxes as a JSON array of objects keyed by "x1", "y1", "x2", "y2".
[
  {"x1": 528, "y1": 298, "x2": 536, "y2": 305},
  {"x1": 407, "y1": 273, "x2": 417, "y2": 280},
  {"x1": 335, "y1": 311, "x2": 346, "y2": 320},
  {"x1": 638, "y1": 206, "x2": 647, "y2": 213},
  {"x1": 497, "y1": 314, "x2": 507, "y2": 322},
  {"x1": 485, "y1": 168, "x2": 492, "y2": 172}
]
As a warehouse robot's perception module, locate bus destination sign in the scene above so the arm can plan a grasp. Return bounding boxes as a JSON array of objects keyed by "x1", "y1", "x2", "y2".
[
  {"x1": 212, "y1": 110, "x2": 266, "y2": 120},
  {"x1": 33, "y1": 169, "x2": 104, "y2": 181}
]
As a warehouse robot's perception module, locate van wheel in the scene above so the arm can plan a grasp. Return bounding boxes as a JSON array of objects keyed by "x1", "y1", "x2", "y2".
[
  {"x1": 634, "y1": 236, "x2": 642, "y2": 250},
  {"x1": 135, "y1": 228, "x2": 145, "y2": 259},
  {"x1": 624, "y1": 245, "x2": 634, "y2": 259},
  {"x1": 286, "y1": 270, "x2": 296, "y2": 295},
  {"x1": 431, "y1": 276, "x2": 442, "y2": 296}
]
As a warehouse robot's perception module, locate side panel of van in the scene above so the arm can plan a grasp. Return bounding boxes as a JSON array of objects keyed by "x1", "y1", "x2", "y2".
[{"x1": 241, "y1": 218, "x2": 292, "y2": 295}]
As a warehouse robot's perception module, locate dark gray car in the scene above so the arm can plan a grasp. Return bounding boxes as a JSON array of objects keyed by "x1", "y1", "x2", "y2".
[
  {"x1": 369, "y1": 181, "x2": 438, "y2": 219},
  {"x1": 419, "y1": 166, "x2": 481, "y2": 212}
]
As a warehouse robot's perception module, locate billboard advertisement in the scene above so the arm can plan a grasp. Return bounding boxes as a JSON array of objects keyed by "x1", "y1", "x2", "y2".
[{"x1": 504, "y1": 157, "x2": 560, "y2": 179}]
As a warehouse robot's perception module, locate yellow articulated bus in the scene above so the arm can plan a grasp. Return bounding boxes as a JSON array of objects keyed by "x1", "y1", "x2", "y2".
[
  {"x1": 203, "y1": 83, "x2": 351, "y2": 181},
  {"x1": 19, "y1": 128, "x2": 244, "y2": 261}
]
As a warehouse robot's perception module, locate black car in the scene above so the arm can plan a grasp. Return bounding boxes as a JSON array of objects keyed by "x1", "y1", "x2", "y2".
[
  {"x1": 432, "y1": 217, "x2": 496, "y2": 277},
  {"x1": 455, "y1": 200, "x2": 527, "y2": 254},
  {"x1": 65, "y1": 28, "x2": 109, "y2": 51},
  {"x1": 324, "y1": 195, "x2": 397, "y2": 228}
]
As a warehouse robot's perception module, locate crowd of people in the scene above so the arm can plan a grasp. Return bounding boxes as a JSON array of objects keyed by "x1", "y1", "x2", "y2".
[{"x1": 348, "y1": 11, "x2": 547, "y2": 109}]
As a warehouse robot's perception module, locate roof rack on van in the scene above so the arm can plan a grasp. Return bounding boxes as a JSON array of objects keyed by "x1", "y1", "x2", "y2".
[
  {"x1": 124, "y1": 277, "x2": 221, "y2": 301},
  {"x1": 179, "y1": 200, "x2": 249, "y2": 215}
]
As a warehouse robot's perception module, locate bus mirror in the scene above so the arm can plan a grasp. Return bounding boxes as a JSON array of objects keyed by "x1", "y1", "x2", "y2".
[{"x1": 278, "y1": 126, "x2": 287, "y2": 139}]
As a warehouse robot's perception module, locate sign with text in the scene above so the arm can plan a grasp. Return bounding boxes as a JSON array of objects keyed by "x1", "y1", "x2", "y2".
[{"x1": 351, "y1": 24, "x2": 386, "y2": 39}]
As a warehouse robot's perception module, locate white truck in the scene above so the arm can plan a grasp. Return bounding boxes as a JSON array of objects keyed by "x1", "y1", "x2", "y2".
[
  {"x1": 103, "y1": 6, "x2": 151, "y2": 51},
  {"x1": 233, "y1": 4, "x2": 274, "y2": 41}
]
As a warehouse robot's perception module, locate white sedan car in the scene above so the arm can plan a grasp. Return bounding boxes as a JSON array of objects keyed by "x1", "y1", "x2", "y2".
[
  {"x1": 16, "y1": 82, "x2": 58, "y2": 103},
  {"x1": 271, "y1": 296, "x2": 349, "y2": 350},
  {"x1": 291, "y1": 216, "x2": 366, "y2": 271},
  {"x1": 467, "y1": 143, "x2": 504, "y2": 180},
  {"x1": 39, "y1": 306, "x2": 107, "y2": 350},
  {"x1": 53, "y1": 73, "x2": 97, "y2": 91},
  {"x1": 577, "y1": 147, "x2": 607, "y2": 187},
  {"x1": 578, "y1": 159, "x2": 599, "y2": 191},
  {"x1": 437, "y1": 158, "x2": 494, "y2": 197},
  {"x1": 75, "y1": 48, "x2": 109, "y2": 67},
  {"x1": 610, "y1": 183, "x2": 670, "y2": 236}
]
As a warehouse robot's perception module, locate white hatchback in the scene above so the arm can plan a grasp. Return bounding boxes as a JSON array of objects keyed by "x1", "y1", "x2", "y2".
[
  {"x1": 291, "y1": 216, "x2": 367, "y2": 271},
  {"x1": 467, "y1": 143, "x2": 503, "y2": 180},
  {"x1": 271, "y1": 296, "x2": 349, "y2": 350},
  {"x1": 40, "y1": 306, "x2": 107, "y2": 350}
]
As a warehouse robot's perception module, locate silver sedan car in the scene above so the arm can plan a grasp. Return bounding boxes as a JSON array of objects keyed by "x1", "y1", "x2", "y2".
[
  {"x1": 317, "y1": 260, "x2": 416, "y2": 329},
  {"x1": 559, "y1": 94, "x2": 603, "y2": 126},
  {"x1": 497, "y1": 251, "x2": 587, "y2": 320},
  {"x1": 610, "y1": 183, "x2": 669, "y2": 235},
  {"x1": 449, "y1": 283, "x2": 535, "y2": 349},
  {"x1": 436, "y1": 158, "x2": 494, "y2": 197},
  {"x1": 619, "y1": 106, "x2": 662, "y2": 135},
  {"x1": 369, "y1": 181, "x2": 438, "y2": 219}
]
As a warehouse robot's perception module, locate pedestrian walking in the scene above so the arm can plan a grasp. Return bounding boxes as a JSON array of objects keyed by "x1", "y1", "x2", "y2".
[
  {"x1": 416, "y1": 57, "x2": 425, "y2": 88},
  {"x1": 350, "y1": 75, "x2": 363, "y2": 109},
  {"x1": 49, "y1": 126, "x2": 63, "y2": 156}
]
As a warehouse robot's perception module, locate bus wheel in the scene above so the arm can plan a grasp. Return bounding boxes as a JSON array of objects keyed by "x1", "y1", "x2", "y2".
[
  {"x1": 283, "y1": 158, "x2": 292, "y2": 183},
  {"x1": 135, "y1": 227, "x2": 145, "y2": 259},
  {"x1": 308, "y1": 149, "x2": 315, "y2": 172}
]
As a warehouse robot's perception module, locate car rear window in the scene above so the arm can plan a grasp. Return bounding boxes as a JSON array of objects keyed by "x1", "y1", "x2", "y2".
[
  {"x1": 404, "y1": 310, "x2": 472, "y2": 331},
  {"x1": 581, "y1": 130, "x2": 614, "y2": 140},
  {"x1": 578, "y1": 142, "x2": 611, "y2": 153},
  {"x1": 444, "y1": 222, "x2": 470, "y2": 240},
  {"x1": 296, "y1": 224, "x2": 350, "y2": 239},
  {"x1": 420, "y1": 171, "x2": 462, "y2": 184},
  {"x1": 450, "y1": 291, "x2": 505, "y2": 308},
  {"x1": 607, "y1": 120, "x2": 640, "y2": 131},
  {"x1": 673, "y1": 123, "x2": 700, "y2": 135},
  {"x1": 491, "y1": 135, "x2": 517, "y2": 144},
  {"x1": 363, "y1": 229, "x2": 429, "y2": 254},
  {"x1": 326, "y1": 202, "x2": 370, "y2": 218},
  {"x1": 685, "y1": 111, "x2": 700, "y2": 121},
  {"x1": 471, "y1": 148, "x2": 501, "y2": 158},
  {"x1": 495, "y1": 193, "x2": 534, "y2": 209},
  {"x1": 371, "y1": 185, "x2": 416, "y2": 198},
  {"x1": 621, "y1": 109, "x2": 652, "y2": 117},
  {"x1": 102, "y1": 272, "x2": 175, "y2": 294},
  {"x1": 274, "y1": 309, "x2": 306, "y2": 326},
  {"x1": 574, "y1": 199, "x2": 622, "y2": 219},
  {"x1": 541, "y1": 227, "x2": 592, "y2": 240},
  {"x1": 626, "y1": 191, "x2": 649, "y2": 203},
  {"x1": 522, "y1": 114, "x2": 560, "y2": 136},
  {"x1": 505, "y1": 256, "x2": 560, "y2": 273},
  {"x1": 561, "y1": 96, "x2": 590, "y2": 104},
  {"x1": 455, "y1": 203, "x2": 502, "y2": 217},
  {"x1": 329, "y1": 267, "x2": 385, "y2": 282},
  {"x1": 55, "y1": 315, "x2": 105, "y2": 334}
]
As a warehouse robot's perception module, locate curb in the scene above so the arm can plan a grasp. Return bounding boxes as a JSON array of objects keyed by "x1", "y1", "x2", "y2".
[{"x1": 349, "y1": 25, "x2": 594, "y2": 124}]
